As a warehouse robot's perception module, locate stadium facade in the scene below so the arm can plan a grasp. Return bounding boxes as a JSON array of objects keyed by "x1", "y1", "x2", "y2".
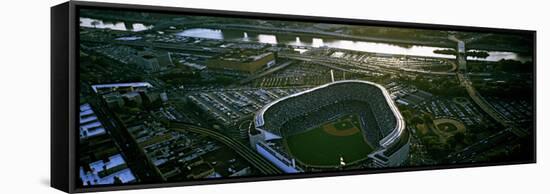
[{"x1": 249, "y1": 80, "x2": 409, "y2": 173}]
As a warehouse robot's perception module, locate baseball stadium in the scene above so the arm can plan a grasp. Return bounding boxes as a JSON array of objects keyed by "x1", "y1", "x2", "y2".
[{"x1": 249, "y1": 80, "x2": 409, "y2": 173}]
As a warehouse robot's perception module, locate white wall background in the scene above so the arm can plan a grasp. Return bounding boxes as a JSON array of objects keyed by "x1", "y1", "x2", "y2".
[{"x1": 0, "y1": 0, "x2": 547, "y2": 193}]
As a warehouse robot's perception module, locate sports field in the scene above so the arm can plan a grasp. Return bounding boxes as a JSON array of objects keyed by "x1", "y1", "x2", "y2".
[{"x1": 285, "y1": 114, "x2": 374, "y2": 167}]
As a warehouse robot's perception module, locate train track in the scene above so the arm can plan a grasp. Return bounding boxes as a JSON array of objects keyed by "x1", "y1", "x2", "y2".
[{"x1": 169, "y1": 122, "x2": 282, "y2": 175}]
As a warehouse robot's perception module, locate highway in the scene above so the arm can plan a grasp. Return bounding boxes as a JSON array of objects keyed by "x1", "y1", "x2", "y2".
[
  {"x1": 450, "y1": 35, "x2": 526, "y2": 133},
  {"x1": 80, "y1": 37, "x2": 227, "y2": 53},
  {"x1": 169, "y1": 122, "x2": 282, "y2": 175},
  {"x1": 457, "y1": 73, "x2": 528, "y2": 137},
  {"x1": 280, "y1": 53, "x2": 459, "y2": 76},
  {"x1": 458, "y1": 73, "x2": 509, "y2": 126},
  {"x1": 449, "y1": 36, "x2": 529, "y2": 159},
  {"x1": 438, "y1": 36, "x2": 531, "y2": 163}
]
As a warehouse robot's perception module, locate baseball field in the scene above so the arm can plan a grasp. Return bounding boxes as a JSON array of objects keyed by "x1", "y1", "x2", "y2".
[{"x1": 284, "y1": 114, "x2": 374, "y2": 167}]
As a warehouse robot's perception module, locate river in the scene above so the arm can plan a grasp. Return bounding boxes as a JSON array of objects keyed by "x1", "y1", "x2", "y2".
[{"x1": 176, "y1": 28, "x2": 530, "y2": 62}]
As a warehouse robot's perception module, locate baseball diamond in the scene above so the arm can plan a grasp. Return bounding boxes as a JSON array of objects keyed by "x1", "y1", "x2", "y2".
[{"x1": 249, "y1": 80, "x2": 409, "y2": 172}]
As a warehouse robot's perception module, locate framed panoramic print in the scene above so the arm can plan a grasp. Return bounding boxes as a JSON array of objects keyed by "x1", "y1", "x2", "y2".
[{"x1": 51, "y1": 1, "x2": 536, "y2": 193}]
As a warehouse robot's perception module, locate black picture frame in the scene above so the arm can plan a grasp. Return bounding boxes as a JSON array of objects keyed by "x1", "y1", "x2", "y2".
[{"x1": 51, "y1": 1, "x2": 536, "y2": 193}]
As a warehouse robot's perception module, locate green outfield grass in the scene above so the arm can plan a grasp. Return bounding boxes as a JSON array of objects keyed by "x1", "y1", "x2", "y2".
[{"x1": 284, "y1": 115, "x2": 374, "y2": 167}]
